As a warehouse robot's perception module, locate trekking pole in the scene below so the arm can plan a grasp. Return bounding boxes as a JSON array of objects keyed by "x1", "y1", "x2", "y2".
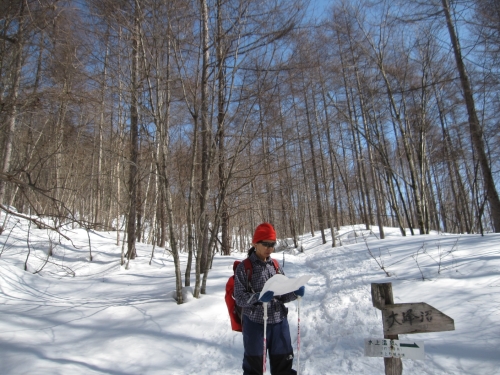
[
  {"x1": 263, "y1": 302, "x2": 268, "y2": 374},
  {"x1": 297, "y1": 296, "x2": 302, "y2": 375}
]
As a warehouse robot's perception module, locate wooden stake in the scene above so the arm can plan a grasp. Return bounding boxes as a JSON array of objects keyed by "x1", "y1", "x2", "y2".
[{"x1": 371, "y1": 283, "x2": 403, "y2": 375}]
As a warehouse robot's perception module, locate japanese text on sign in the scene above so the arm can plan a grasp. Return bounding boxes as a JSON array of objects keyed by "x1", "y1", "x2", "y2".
[
  {"x1": 364, "y1": 338, "x2": 425, "y2": 360},
  {"x1": 386, "y1": 308, "x2": 433, "y2": 328}
]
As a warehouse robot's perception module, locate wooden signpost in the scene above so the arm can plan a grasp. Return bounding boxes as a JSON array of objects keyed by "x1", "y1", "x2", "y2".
[
  {"x1": 382, "y1": 302, "x2": 455, "y2": 336},
  {"x1": 370, "y1": 283, "x2": 455, "y2": 375}
]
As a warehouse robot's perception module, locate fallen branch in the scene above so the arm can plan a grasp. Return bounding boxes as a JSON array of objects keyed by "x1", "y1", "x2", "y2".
[{"x1": 0, "y1": 203, "x2": 73, "y2": 243}]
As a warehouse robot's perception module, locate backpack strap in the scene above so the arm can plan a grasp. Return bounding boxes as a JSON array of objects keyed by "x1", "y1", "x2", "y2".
[
  {"x1": 243, "y1": 258, "x2": 253, "y2": 292},
  {"x1": 243, "y1": 258, "x2": 253, "y2": 278},
  {"x1": 271, "y1": 258, "x2": 281, "y2": 274}
]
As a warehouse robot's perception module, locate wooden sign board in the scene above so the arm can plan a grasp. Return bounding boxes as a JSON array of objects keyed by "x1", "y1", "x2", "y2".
[
  {"x1": 364, "y1": 338, "x2": 425, "y2": 360},
  {"x1": 382, "y1": 302, "x2": 455, "y2": 335}
]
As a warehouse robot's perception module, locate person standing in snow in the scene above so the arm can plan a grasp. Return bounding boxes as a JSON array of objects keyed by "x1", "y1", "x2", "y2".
[{"x1": 234, "y1": 222, "x2": 305, "y2": 375}]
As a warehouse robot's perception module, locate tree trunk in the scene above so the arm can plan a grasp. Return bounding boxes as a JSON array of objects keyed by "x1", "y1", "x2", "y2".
[
  {"x1": 95, "y1": 31, "x2": 109, "y2": 230},
  {"x1": 303, "y1": 87, "x2": 326, "y2": 243},
  {"x1": 354, "y1": 69, "x2": 385, "y2": 238},
  {"x1": 217, "y1": 0, "x2": 230, "y2": 256},
  {"x1": 195, "y1": 0, "x2": 211, "y2": 298},
  {"x1": 126, "y1": 1, "x2": 140, "y2": 260},
  {"x1": 441, "y1": 0, "x2": 500, "y2": 232}
]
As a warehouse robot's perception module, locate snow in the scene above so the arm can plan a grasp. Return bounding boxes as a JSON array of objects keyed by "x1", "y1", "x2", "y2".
[{"x1": 1, "y1": 219, "x2": 499, "y2": 374}]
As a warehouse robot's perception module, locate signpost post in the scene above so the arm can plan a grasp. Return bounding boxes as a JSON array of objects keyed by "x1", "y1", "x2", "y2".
[
  {"x1": 371, "y1": 283, "x2": 402, "y2": 375},
  {"x1": 370, "y1": 283, "x2": 455, "y2": 375}
]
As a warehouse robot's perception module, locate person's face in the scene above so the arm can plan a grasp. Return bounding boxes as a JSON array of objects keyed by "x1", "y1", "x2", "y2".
[{"x1": 253, "y1": 240, "x2": 276, "y2": 261}]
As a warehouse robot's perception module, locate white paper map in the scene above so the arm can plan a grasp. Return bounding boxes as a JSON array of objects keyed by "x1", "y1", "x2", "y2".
[{"x1": 260, "y1": 274, "x2": 313, "y2": 296}]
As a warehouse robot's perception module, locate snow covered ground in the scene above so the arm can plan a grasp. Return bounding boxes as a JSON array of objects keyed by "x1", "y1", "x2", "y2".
[{"x1": 1, "y1": 217, "x2": 499, "y2": 374}]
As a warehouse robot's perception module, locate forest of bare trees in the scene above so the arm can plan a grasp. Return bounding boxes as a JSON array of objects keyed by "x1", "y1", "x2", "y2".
[{"x1": 1, "y1": 0, "x2": 499, "y2": 302}]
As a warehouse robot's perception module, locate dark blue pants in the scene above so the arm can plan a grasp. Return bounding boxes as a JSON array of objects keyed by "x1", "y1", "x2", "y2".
[{"x1": 242, "y1": 315, "x2": 295, "y2": 375}]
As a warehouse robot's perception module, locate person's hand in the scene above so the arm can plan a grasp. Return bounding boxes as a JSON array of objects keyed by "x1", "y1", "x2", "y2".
[
  {"x1": 258, "y1": 290, "x2": 274, "y2": 303},
  {"x1": 294, "y1": 286, "x2": 305, "y2": 297}
]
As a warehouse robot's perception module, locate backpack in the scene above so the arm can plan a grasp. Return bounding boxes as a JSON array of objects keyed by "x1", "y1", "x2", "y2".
[{"x1": 225, "y1": 257, "x2": 280, "y2": 332}]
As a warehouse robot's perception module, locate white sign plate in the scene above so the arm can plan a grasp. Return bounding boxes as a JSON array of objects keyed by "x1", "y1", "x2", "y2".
[{"x1": 364, "y1": 338, "x2": 425, "y2": 360}]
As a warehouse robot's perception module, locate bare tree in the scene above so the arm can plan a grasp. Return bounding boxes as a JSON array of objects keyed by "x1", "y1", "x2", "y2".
[
  {"x1": 440, "y1": 0, "x2": 500, "y2": 232},
  {"x1": 0, "y1": 1, "x2": 25, "y2": 233}
]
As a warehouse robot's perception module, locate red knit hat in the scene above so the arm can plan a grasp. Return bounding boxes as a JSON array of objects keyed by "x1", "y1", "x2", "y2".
[{"x1": 252, "y1": 223, "x2": 276, "y2": 244}]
